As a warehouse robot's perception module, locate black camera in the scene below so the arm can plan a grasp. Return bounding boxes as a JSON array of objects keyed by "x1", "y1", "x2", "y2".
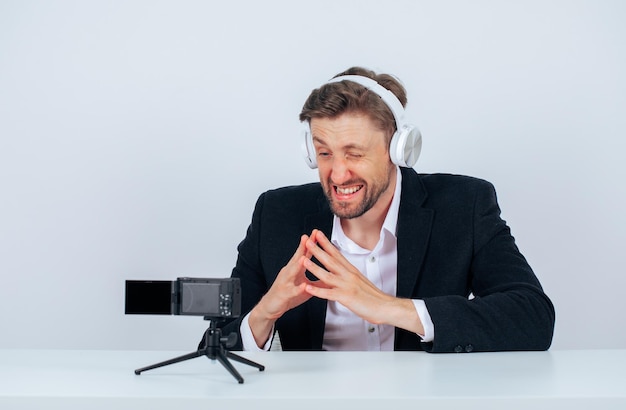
[{"x1": 125, "y1": 277, "x2": 241, "y2": 318}]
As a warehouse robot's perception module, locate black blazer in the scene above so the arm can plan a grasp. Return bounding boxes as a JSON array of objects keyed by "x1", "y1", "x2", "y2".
[{"x1": 217, "y1": 168, "x2": 555, "y2": 353}]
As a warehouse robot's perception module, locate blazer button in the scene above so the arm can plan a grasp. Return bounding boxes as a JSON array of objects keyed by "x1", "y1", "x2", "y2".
[
  {"x1": 454, "y1": 345, "x2": 463, "y2": 353},
  {"x1": 465, "y1": 344, "x2": 474, "y2": 353}
]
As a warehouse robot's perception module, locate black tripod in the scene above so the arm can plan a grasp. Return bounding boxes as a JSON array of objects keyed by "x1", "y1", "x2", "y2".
[{"x1": 134, "y1": 318, "x2": 265, "y2": 383}]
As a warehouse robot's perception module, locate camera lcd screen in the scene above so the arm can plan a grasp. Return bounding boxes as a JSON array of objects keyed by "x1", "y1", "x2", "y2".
[
  {"x1": 180, "y1": 281, "x2": 220, "y2": 315},
  {"x1": 125, "y1": 280, "x2": 173, "y2": 315}
]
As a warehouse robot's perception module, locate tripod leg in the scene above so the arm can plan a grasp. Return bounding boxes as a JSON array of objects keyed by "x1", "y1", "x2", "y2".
[
  {"x1": 227, "y1": 351, "x2": 265, "y2": 371},
  {"x1": 215, "y1": 349, "x2": 245, "y2": 384},
  {"x1": 135, "y1": 350, "x2": 205, "y2": 375}
]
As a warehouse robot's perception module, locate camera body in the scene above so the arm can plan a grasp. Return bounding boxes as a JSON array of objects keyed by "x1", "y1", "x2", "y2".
[{"x1": 125, "y1": 277, "x2": 241, "y2": 319}]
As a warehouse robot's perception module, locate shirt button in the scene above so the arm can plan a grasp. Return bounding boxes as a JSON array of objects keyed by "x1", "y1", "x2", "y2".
[
  {"x1": 369, "y1": 256, "x2": 376, "y2": 263},
  {"x1": 454, "y1": 345, "x2": 463, "y2": 353},
  {"x1": 368, "y1": 326, "x2": 376, "y2": 333}
]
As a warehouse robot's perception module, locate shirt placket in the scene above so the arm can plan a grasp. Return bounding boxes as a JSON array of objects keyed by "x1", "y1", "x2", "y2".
[{"x1": 365, "y1": 253, "x2": 382, "y2": 350}]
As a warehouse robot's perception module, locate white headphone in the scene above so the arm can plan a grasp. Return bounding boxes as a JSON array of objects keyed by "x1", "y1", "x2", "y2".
[{"x1": 301, "y1": 74, "x2": 422, "y2": 169}]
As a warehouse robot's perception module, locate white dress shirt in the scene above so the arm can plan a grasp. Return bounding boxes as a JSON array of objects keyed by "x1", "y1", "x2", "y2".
[{"x1": 241, "y1": 167, "x2": 434, "y2": 351}]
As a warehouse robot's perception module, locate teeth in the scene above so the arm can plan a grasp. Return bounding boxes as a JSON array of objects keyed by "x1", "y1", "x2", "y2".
[{"x1": 336, "y1": 186, "x2": 361, "y2": 195}]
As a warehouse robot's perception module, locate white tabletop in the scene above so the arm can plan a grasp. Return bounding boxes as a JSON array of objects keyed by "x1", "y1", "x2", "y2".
[{"x1": 1, "y1": 349, "x2": 624, "y2": 409}]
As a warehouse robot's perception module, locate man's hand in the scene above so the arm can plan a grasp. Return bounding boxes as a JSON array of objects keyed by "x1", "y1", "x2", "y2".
[
  {"x1": 302, "y1": 229, "x2": 424, "y2": 336},
  {"x1": 248, "y1": 234, "x2": 318, "y2": 348}
]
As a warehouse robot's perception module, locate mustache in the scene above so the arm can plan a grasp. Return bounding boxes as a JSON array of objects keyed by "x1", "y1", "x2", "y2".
[{"x1": 327, "y1": 178, "x2": 366, "y2": 187}]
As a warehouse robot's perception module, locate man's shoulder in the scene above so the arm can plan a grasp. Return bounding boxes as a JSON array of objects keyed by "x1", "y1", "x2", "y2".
[
  {"x1": 411, "y1": 172, "x2": 497, "y2": 203},
  {"x1": 255, "y1": 182, "x2": 325, "y2": 213},
  {"x1": 418, "y1": 172, "x2": 494, "y2": 189},
  {"x1": 247, "y1": 182, "x2": 327, "y2": 226}
]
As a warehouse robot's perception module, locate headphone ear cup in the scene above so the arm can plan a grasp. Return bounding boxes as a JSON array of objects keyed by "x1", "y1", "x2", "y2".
[
  {"x1": 301, "y1": 125, "x2": 318, "y2": 169},
  {"x1": 389, "y1": 124, "x2": 422, "y2": 168}
]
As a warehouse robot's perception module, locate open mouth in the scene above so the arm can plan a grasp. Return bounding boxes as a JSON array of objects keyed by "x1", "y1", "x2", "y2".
[{"x1": 335, "y1": 185, "x2": 363, "y2": 197}]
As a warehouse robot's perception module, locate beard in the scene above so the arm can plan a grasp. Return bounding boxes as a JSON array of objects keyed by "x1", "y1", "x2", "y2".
[{"x1": 323, "y1": 165, "x2": 395, "y2": 219}]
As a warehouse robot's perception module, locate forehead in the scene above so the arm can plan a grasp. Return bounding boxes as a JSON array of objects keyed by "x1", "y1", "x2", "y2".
[{"x1": 310, "y1": 112, "x2": 386, "y2": 148}]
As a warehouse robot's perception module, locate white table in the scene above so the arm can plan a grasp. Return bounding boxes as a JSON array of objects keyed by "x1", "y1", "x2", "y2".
[{"x1": 1, "y1": 349, "x2": 624, "y2": 409}]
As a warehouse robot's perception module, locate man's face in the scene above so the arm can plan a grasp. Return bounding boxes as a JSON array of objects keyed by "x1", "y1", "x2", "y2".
[{"x1": 310, "y1": 112, "x2": 396, "y2": 220}]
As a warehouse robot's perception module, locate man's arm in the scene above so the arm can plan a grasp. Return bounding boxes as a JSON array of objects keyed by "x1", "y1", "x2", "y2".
[
  {"x1": 247, "y1": 234, "x2": 314, "y2": 348},
  {"x1": 208, "y1": 188, "x2": 324, "y2": 351},
  {"x1": 421, "y1": 179, "x2": 555, "y2": 352}
]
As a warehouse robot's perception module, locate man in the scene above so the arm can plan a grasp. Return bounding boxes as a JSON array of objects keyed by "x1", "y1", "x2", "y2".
[{"x1": 209, "y1": 66, "x2": 555, "y2": 353}]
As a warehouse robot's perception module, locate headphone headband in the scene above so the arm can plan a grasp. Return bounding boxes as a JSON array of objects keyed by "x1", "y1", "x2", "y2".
[{"x1": 325, "y1": 75, "x2": 407, "y2": 130}]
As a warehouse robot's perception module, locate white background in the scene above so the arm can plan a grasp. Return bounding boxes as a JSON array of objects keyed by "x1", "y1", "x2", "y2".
[{"x1": 1, "y1": 0, "x2": 624, "y2": 351}]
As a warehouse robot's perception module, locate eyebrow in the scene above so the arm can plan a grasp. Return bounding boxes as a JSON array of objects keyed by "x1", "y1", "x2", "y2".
[{"x1": 312, "y1": 136, "x2": 367, "y2": 152}]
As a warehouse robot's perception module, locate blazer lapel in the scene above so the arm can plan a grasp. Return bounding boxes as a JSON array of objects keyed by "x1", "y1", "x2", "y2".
[
  {"x1": 303, "y1": 196, "x2": 333, "y2": 350},
  {"x1": 396, "y1": 168, "x2": 433, "y2": 298}
]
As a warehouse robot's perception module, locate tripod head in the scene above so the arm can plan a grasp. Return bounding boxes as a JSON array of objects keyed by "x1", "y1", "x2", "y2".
[{"x1": 201, "y1": 316, "x2": 238, "y2": 350}]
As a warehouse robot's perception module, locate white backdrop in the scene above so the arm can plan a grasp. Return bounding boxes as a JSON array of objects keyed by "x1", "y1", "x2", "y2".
[{"x1": 1, "y1": 0, "x2": 624, "y2": 351}]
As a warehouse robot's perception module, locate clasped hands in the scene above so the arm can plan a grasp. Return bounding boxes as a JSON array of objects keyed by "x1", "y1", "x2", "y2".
[{"x1": 248, "y1": 229, "x2": 423, "y2": 348}]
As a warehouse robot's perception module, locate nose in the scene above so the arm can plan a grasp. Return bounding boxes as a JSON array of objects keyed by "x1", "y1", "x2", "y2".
[{"x1": 329, "y1": 157, "x2": 351, "y2": 184}]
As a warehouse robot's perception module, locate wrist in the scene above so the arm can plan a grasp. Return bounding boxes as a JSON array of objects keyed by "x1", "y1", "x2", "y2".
[
  {"x1": 382, "y1": 298, "x2": 424, "y2": 336},
  {"x1": 249, "y1": 302, "x2": 278, "y2": 348}
]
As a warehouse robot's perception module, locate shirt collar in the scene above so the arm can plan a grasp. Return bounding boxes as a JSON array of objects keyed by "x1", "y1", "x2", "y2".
[{"x1": 331, "y1": 166, "x2": 402, "y2": 251}]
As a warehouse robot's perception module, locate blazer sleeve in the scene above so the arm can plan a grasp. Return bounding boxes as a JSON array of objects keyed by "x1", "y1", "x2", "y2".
[{"x1": 421, "y1": 180, "x2": 555, "y2": 353}]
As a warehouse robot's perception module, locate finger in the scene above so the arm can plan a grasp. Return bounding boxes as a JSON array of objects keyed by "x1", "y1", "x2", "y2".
[
  {"x1": 302, "y1": 257, "x2": 337, "y2": 286},
  {"x1": 304, "y1": 282, "x2": 335, "y2": 301},
  {"x1": 287, "y1": 234, "x2": 309, "y2": 265},
  {"x1": 305, "y1": 234, "x2": 352, "y2": 274},
  {"x1": 311, "y1": 230, "x2": 341, "y2": 257}
]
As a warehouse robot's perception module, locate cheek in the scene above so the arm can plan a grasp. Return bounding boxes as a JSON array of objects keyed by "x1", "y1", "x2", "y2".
[
  {"x1": 317, "y1": 160, "x2": 337, "y2": 176},
  {"x1": 359, "y1": 163, "x2": 389, "y2": 187},
  {"x1": 317, "y1": 166, "x2": 331, "y2": 183}
]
